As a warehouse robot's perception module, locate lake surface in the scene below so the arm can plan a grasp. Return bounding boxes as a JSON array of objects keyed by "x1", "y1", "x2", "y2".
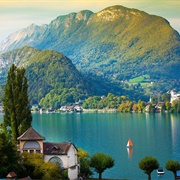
[{"x1": 0, "y1": 112, "x2": 180, "y2": 179}]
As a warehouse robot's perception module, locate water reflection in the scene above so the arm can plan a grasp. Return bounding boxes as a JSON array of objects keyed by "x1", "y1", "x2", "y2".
[
  {"x1": 127, "y1": 147, "x2": 133, "y2": 159},
  {"x1": 170, "y1": 114, "x2": 176, "y2": 154},
  {"x1": 170, "y1": 114, "x2": 180, "y2": 159}
]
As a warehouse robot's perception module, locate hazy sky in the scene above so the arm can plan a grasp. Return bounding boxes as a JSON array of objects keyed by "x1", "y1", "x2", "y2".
[{"x1": 0, "y1": 0, "x2": 180, "y2": 43}]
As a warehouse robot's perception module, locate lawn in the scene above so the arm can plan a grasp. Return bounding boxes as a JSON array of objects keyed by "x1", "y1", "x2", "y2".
[{"x1": 129, "y1": 75, "x2": 150, "y2": 83}]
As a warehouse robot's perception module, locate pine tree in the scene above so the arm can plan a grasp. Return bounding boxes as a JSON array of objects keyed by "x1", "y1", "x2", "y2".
[
  {"x1": 2, "y1": 64, "x2": 32, "y2": 143},
  {"x1": 0, "y1": 127, "x2": 19, "y2": 177}
]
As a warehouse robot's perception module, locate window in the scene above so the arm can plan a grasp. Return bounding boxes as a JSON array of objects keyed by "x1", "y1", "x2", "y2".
[
  {"x1": 36, "y1": 150, "x2": 41, "y2": 153},
  {"x1": 30, "y1": 150, "x2": 34, "y2": 154},
  {"x1": 23, "y1": 141, "x2": 40, "y2": 149},
  {"x1": 49, "y1": 157, "x2": 64, "y2": 168}
]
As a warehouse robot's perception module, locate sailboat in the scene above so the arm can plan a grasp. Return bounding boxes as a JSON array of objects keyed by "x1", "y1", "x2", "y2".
[{"x1": 127, "y1": 138, "x2": 133, "y2": 148}]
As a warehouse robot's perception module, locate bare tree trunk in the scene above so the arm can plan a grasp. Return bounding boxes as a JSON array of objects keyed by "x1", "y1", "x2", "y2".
[
  {"x1": 173, "y1": 172, "x2": 177, "y2": 180},
  {"x1": 99, "y1": 172, "x2": 102, "y2": 179}
]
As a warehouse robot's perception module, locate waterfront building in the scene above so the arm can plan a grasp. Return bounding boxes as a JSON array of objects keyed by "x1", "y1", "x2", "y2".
[
  {"x1": 170, "y1": 89, "x2": 180, "y2": 103},
  {"x1": 17, "y1": 127, "x2": 79, "y2": 180}
]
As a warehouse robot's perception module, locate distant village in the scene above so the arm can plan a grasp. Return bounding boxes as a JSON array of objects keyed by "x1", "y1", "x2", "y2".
[{"x1": 1, "y1": 89, "x2": 179, "y2": 114}]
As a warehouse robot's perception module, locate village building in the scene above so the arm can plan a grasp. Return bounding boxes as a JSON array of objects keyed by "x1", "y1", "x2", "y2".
[
  {"x1": 6, "y1": 172, "x2": 17, "y2": 180},
  {"x1": 170, "y1": 90, "x2": 180, "y2": 103},
  {"x1": 17, "y1": 127, "x2": 79, "y2": 180}
]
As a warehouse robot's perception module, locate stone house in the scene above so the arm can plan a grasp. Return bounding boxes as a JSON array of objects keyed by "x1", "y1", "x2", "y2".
[{"x1": 17, "y1": 127, "x2": 79, "y2": 180}]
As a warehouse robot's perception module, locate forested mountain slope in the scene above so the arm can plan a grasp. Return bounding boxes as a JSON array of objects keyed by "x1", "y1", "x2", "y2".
[
  {"x1": 0, "y1": 5, "x2": 180, "y2": 94},
  {"x1": 0, "y1": 46, "x2": 93, "y2": 107}
]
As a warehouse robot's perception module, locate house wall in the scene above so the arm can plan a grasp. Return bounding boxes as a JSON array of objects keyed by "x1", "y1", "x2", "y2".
[
  {"x1": 68, "y1": 145, "x2": 78, "y2": 180},
  {"x1": 44, "y1": 145, "x2": 78, "y2": 180},
  {"x1": 68, "y1": 145, "x2": 78, "y2": 167},
  {"x1": 170, "y1": 90, "x2": 180, "y2": 103}
]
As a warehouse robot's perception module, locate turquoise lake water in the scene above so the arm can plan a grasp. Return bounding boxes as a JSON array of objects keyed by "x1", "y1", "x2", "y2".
[{"x1": 0, "y1": 112, "x2": 180, "y2": 179}]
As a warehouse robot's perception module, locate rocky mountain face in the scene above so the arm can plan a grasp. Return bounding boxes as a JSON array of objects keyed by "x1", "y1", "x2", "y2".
[
  {"x1": 0, "y1": 24, "x2": 47, "y2": 52},
  {"x1": 0, "y1": 5, "x2": 180, "y2": 92}
]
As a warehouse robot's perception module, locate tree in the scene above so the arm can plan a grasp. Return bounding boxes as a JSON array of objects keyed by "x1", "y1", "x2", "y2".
[
  {"x1": 149, "y1": 104, "x2": 156, "y2": 113},
  {"x1": 165, "y1": 160, "x2": 180, "y2": 180},
  {"x1": 161, "y1": 103, "x2": 166, "y2": 112},
  {"x1": 18, "y1": 152, "x2": 62, "y2": 179},
  {"x1": 137, "y1": 100, "x2": 146, "y2": 112},
  {"x1": 171, "y1": 99, "x2": 180, "y2": 113},
  {"x1": 162, "y1": 93, "x2": 171, "y2": 102},
  {"x1": 78, "y1": 148, "x2": 92, "y2": 178},
  {"x1": 151, "y1": 96, "x2": 158, "y2": 104},
  {"x1": 2, "y1": 64, "x2": 32, "y2": 143},
  {"x1": 139, "y1": 156, "x2": 159, "y2": 180},
  {"x1": 165, "y1": 101, "x2": 171, "y2": 111},
  {"x1": 0, "y1": 126, "x2": 19, "y2": 178},
  {"x1": 118, "y1": 101, "x2": 133, "y2": 112},
  {"x1": 90, "y1": 152, "x2": 114, "y2": 179}
]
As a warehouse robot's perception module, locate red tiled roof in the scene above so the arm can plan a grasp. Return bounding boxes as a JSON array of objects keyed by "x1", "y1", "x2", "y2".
[
  {"x1": 17, "y1": 127, "x2": 45, "y2": 140},
  {"x1": 43, "y1": 142, "x2": 72, "y2": 155},
  {"x1": 6, "y1": 172, "x2": 17, "y2": 178}
]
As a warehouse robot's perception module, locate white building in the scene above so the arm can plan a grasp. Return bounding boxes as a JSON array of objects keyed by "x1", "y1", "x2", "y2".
[
  {"x1": 170, "y1": 90, "x2": 180, "y2": 103},
  {"x1": 17, "y1": 127, "x2": 79, "y2": 180}
]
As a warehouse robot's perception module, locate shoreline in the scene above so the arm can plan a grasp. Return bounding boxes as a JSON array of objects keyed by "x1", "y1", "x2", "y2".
[{"x1": 83, "y1": 108, "x2": 117, "y2": 113}]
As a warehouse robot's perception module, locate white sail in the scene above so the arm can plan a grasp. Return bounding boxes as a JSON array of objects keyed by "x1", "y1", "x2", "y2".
[{"x1": 127, "y1": 139, "x2": 133, "y2": 148}]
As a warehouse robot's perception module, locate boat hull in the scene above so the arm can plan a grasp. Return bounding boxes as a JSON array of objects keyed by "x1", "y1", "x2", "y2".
[{"x1": 157, "y1": 168, "x2": 165, "y2": 175}]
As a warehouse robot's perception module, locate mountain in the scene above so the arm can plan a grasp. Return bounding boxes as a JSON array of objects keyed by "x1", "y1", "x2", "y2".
[
  {"x1": 0, "y1": 46, "x2": 94, "y2": 107},
  {"x1": 0, "y1": 23, "x2": 48, "y2": 52},
  {"x1": 0, "y1": 5, "x2": 180, "y2": 92}
]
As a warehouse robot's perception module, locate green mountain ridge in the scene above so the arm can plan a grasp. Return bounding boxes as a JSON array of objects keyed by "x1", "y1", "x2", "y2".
[
  {"x1": 0, "y1": 47, "x2": 94, "y2": 107},
  {"x1": 0, "y1": 5, "x2": 180, "y2": 94}
]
